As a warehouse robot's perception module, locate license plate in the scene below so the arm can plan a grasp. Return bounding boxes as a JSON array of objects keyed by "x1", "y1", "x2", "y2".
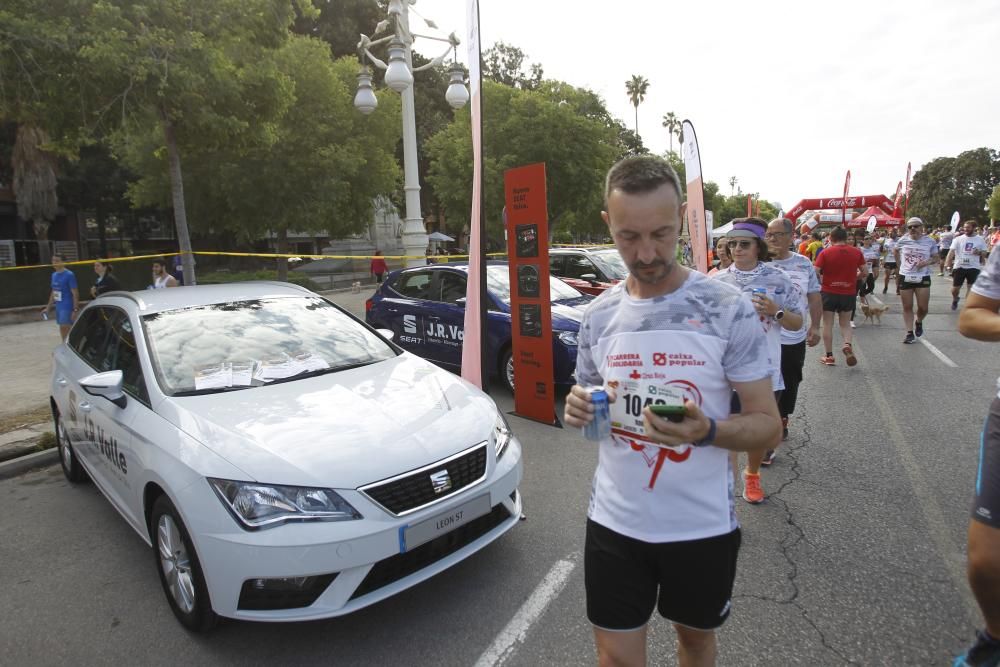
[{"x1": 400, "y1": 494, "x2": 492, "y2": 553}]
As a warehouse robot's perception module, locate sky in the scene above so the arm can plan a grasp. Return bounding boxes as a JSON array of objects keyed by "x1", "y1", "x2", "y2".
[{"x1": 399, "y1": 0, "x2": 999, "y2": 215}]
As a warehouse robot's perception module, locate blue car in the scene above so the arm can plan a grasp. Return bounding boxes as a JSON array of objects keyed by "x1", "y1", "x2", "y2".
[{"x1": 365, "y1": 263, "x2": 592, "y2": 391}]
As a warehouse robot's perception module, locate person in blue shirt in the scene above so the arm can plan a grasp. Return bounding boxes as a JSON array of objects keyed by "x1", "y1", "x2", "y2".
[{"x1": 41, "y1": 254, "x2": 79, "y2": 341}]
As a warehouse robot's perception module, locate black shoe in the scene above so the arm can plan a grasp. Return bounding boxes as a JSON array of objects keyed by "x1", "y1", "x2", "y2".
[
  {"x1": 903, "y1": 332, "x2": 916, "y2": 344},
  {"x1": 882, "y1": 287, "x2": 887, "y2": 294},
  {"x1": 953, "y1": 629, "x2": 1000, "y2": 667},
  {"x1": 953, "y1": 298, "x2": 960, "y2": 311},
  {"x1": 915, "y1": 321, "x2": 924, "y2": 337}
]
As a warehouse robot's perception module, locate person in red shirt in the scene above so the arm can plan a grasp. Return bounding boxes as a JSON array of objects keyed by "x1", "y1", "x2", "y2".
[
  {"x1": 814, "y1": 226, "x2": 868, "y2": 367},
  {"x1": 370, "y1": 250, "x2": 388, "y2": 284}
]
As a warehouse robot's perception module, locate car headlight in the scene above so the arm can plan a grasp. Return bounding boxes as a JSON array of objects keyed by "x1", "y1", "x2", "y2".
[
  {"x1": 208, "y1": 478, "x2": 362, "y2": 531},
  {"x1": 493, "y1": 413, "x2": 513, "y2": 460},
  {"x1": 557, "y1": 331, "x2": 579, "y2": 346}
]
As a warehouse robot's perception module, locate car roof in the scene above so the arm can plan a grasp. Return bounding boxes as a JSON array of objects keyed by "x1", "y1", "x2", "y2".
[
  {"x1": 550, "y1": 246, "x2": 616, "y2": 254},
  {"x1": 96, "y1": 281, "x2": 314, "y2": 315}
]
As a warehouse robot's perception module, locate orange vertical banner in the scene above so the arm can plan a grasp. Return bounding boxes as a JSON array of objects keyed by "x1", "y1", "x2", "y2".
[
  {"x1": 504, "y1": 163, "x2": 556, "y2": 424},
  {"x1": 681, "y1": 120, "x2": 708, "y2": 273}
]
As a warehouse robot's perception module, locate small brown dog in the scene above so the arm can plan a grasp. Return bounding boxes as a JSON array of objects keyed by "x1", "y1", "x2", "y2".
[{"x1": 861, "y1": 303, "x2": 889, "y2": 325}]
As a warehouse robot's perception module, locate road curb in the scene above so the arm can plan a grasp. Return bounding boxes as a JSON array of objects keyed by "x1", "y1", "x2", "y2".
[{"x1": 0, "y1": 448, "x2": 59, "y2": 480}]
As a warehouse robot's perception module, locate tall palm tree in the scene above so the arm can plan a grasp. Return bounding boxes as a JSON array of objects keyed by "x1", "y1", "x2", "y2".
[
  {"x1": 11, "y1": 123, "x2": 58, "y2": 263},
  {"x1": 661, "y1": 112, "x2": 679, "y2": 153},
  {"x1": 625, "y1": 75, "x2": 649, "y2": 137},
  {"x1": 729, "y1": 176, "x2": 738, "y2": 196}
]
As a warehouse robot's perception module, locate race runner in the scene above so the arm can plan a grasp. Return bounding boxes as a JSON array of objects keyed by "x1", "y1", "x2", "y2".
[
  {"x1": 564, "y1": 155, "x2": 780, "y2": 667},
  {"x1": 882, "y1": 228, "x2": 900, "y2": 294},
  {"x1": 814, "y1": 226, "x2": 867, "y2": 366},
  {"x1": 947, "y1": 220, "x2": 990, "y2": 311},
  {"x1": 895, "y1": 217, "x2": 939, "y2": 344}
]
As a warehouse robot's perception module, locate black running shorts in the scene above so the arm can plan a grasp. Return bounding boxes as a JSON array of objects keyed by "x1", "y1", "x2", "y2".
[
  {"x1": 953, "y1": 268, "x2": 981, "y2": 288},
  {"x1": 821, "y1": 292, "x2": 855, "y2": 312},
  {"x1": 900, "y1": 276, "x2": 932, "y2": 290},
  {"x1": 585, "y1": 520, "x2": 741, "y2": 631},
  {"x1": 972, "y1": 398, "x2": 1000, "y2": 529}
]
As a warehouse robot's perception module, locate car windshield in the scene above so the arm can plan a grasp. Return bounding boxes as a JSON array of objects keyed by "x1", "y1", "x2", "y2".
[
  {"x1": 142, "y1": 296, "x2": 397, "y2": 395},
  {"x1": 486, "y1": 265, "x2": 583, "y2": 304},
  {"x1": 590, "y1": 248, "x2": 628, "y2": 280}
]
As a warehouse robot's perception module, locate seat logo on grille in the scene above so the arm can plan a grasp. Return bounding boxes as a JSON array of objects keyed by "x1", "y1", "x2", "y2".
[{"x1": 430, "y1": 470, "x2": 453, "y2": 494}]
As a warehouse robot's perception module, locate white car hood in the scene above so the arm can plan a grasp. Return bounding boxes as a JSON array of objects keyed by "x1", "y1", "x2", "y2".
[{"x1": 159, "y1": 354, "x2": 498, "y2": 489}]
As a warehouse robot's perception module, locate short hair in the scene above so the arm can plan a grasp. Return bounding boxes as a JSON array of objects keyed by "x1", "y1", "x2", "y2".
[
  {"x1": 604, "y1": 155, "x2": 683, "y2": 208},
  {"x1": 152, "y1": 257, "x2": 167, "y2": 267},
  {"x1": 811, "y1": 232, "x2": 822, "y2": 240},
  {"x1": 52, "y1": 254, "x2": 64, "y2": 262},
  {"x1": 965, "y1": 219, "x2": 977, "y2": 226},
  {"x1": 830, "y1": 226, "x2": 848, "y2": 242},
  {"x1": 769, "y1": 217, "x2": 794, "y2": 234}
]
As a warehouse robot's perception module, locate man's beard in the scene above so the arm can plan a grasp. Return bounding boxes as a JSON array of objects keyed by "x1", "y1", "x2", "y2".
[{"x1": 629, "y1": 257, "x2": 675, "y2": 285}]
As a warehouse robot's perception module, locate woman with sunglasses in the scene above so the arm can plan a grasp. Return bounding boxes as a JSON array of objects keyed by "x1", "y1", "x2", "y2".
[{"x1": 713, "y1": 218, "x2": 803, "y2": 504}]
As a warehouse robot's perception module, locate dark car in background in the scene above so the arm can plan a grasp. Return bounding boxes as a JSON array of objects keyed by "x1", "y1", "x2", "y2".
[
  {"x1": 548, "y1": 247, "x2": 627, "y2": 295},
  {"x1": 365, "y1": 263, "x2": 592, "y2": 392}
]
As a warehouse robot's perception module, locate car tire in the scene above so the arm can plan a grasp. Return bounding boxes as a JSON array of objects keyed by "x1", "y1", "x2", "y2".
[
  {"x1": 151, "y1": 495, "x2": 218, "y2": 632},
  {"x1": 501, "y1": 347, "x2": 515, "y2": 393},
  {"x1": 54, "y1": 409, "x2": 87, "y2": 483}
]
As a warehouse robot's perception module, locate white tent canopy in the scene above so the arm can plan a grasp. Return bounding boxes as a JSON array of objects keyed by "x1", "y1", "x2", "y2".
[
  {"x1": 427, "y1": 231, "x2": 455, "y2": 242},
  {"x1": 711, "y1": 221, "x2": 734, "y2": 238}
]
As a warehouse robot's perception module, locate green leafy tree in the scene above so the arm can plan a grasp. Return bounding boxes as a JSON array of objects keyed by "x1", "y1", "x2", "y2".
[
  {"x1": 58, "y1": 141, "x2": 136, "y2": 258},
  {"x1": 121, "y1": 44, "x2": 402, "y2": 281},
  {"x1": 625, "y1": 75, "x2": 649, "y2": 137},
  {"x1": 989, "y1": 184, "x2": 1000, "y2": 224},
  {"x1": 292, "y1": 0, "x2": 386, "y2": 58},
  {"x1": 483, "y1": 42, "x2": 543, "y2": 90},
  {"x1": 78, "y1": 0, "x2": 317, "y2": 284},
  {"x1": 909, "y1": 148, "x2": 1000, "y2": 227},
  {"x1": 425, "y1": 80, "x2": 619, "y2": 242},
  {"x1": 661, "y1": 112, "x2": 679, "y2": 154}
]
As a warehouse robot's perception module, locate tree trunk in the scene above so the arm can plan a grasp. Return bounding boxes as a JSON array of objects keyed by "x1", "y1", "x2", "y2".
[
  {"x1": 276, "y1": 228, "x2": 288, "y2": 282},
  {"x1": 96, "y1": 201, "x2": 108, "y2": 258},
  {"x1": 33, "y1": 220, "x2": 52, "y2": 264},
  {"x1": 159, "y1": 108, "x2": 196, "y2": 285}
]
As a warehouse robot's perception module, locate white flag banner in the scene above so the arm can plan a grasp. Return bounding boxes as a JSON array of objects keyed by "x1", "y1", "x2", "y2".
[
  {"x1": 951, "y1": 211, "x2": 961, "y2": 233},
  {"x1": 681, "y1": 120, "x2": 708, "y2": 273},
  {"x1": 866, "y1": 215, "x2": 878, "y2": 233}
]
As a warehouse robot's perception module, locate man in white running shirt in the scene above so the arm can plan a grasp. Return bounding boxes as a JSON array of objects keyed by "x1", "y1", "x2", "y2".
[
  {"x1": 564, "y1": 155, "x2": 780, "y2": 667},
  {"x1": 946, "y1": 220, "x2": 990, "y2": 311}
]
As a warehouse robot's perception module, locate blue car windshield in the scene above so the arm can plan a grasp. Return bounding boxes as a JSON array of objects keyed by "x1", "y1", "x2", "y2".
[
  {"x1": 142, "y1": 296, "x2": 397, "y2": 395},
  {"x1": 486, "y1": 265, "x2": 583, "y2": 304}
]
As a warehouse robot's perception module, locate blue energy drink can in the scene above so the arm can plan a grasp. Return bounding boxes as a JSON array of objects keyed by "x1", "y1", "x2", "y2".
[
  {"x1": 751, "y1": 287, "x2": 767, "y2": 300},
  {"x1": 583, "y1": 388, "x2": 611, "y2": 441}
]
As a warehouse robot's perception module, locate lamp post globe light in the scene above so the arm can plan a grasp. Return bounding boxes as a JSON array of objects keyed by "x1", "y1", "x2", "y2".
[{"x1": 354, "y1": 0, "x2": 469, "y2": 268}]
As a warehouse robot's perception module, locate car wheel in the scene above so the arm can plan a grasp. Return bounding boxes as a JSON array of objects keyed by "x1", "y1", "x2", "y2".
[
  {"x1": 151, "y1": 495, "x2": 218, "y2": 632},
  {"x1": 501, "y1": 348, "x2": 515, "y2": 393},
  {"x1": 55, "y1": 409, "x2": 87, "y2": 483}
]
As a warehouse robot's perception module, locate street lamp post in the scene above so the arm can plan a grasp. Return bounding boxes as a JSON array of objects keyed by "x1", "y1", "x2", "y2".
[{"x1": 354, "y1": 0, "x2": 469, "y2": 268}]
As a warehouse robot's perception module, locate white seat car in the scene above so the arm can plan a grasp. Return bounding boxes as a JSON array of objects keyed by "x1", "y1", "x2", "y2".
[{"x1": 50, "y1": 282, "x2": 523, "y2": 631}]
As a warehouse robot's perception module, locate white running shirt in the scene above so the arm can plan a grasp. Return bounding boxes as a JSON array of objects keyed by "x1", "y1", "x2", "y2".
[
  {"x1": 575, "y1": 271, "x2": 770, "y2": 543},
  {"x1": 950, "y1": 234, "x2": 988, "y2": 269},
  {"x1": 895, "y1": 235, "x2": 939, "y2": 281},
  {"x1": 770, "y1": 253, "x2": 819, "y2": 345},
  {"x1": 971, "y1": 247, "x2": 1000, "y2": 398}
]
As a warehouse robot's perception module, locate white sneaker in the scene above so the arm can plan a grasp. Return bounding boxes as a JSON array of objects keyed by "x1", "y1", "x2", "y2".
[{"x1": 850, "y1": 321, "x2": 856, "y2": 328}]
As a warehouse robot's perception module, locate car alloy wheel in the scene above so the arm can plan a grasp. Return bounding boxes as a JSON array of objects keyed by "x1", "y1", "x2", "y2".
[
  {"x1": 55, "y1": 410, "x2": 86, "y2": 483},
  {"x1": 503, "y1": 349, "x2": 515, "y2": 393},
  {"x1": 151, "y1": 495, "x2": 218, "y2": 632}
]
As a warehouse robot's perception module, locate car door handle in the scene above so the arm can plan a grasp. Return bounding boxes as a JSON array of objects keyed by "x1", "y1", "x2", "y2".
[
  {"x1": 57, "y1": 377, "x2": 68, "y2": 387},
  {"x1": 79, "y1": 401, "x2": 92, "y2": 413}
]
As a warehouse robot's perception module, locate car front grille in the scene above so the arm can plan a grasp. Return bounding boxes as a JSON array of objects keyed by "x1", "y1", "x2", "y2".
[
  {"x1": 360, "y1": 443, "x2": 488, "y2": 515},
  {"x1": 349, "y1": 502, "x2": 512, "y2": 601}
]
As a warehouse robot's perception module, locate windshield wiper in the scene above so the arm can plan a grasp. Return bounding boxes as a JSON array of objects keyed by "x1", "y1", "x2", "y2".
[
  {"x1": 172, "y1": 385, "x2": 255, "y2": 397},
  {"x1": 264, "y1": 360, "x2": 378, "y2": 385}
]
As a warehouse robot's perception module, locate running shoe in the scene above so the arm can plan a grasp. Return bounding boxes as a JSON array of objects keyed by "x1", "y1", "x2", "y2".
[
  {"x1": 903, "y1": 332, "x2": 916, "y2": 344},
  {"x1": 761, "y1": 449, "x2": 776, "y2": 466},
  {"x1": 743, "y1": 471, "x2": 764, "y2": 504},
  {"x1": 819, "y1": 354, "x2": 836, "y2": 365},
  {"x1": 850, "y1": 321, "x2": 856, "y2": 329},
  {"x1": 882, "y1": 287, "x2": 887, "y2": 294},
  {"x1": 953, "y1": 629, "x2": 1000, "y2": 667},
  {"x1": 915, "y1": 320, "x2": 924, "y2": 337},
  {"x1": 953, "y1": 298, "x2": 960, "y2": 311},
  {"x1": 781, "y1": 416, "x2": 789, "y2": 441},
  {"x1": 843, "y1": 342, "x2": 857, "y2": 367}
]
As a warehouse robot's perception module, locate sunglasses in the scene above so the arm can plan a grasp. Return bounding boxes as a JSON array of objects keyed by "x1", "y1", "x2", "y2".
[
  {"x1": 764, "y1": 231, "x2": 788, "y2": 238},
  {"x1": 726, "y1": 240, "x2": 755, "y2": 249}
]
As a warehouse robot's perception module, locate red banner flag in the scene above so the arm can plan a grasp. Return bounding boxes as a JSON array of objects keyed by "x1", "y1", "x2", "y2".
[
  {"x1": 842, "y1": 170, "x2": 851, "y2": 226},
  {"x1": 746, "y1": 195, "x2": 752, "y2": 217},
  {"x1": 903, "y1": 161, "x2": 912, "y2": 220}
]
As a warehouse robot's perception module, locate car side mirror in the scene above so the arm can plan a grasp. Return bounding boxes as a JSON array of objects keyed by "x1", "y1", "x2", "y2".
[
  {"x1": 455, "y1": 297, "x2": 466, "y2": 308},
  {"x1": 80, "y1": 370, "x2": 127, "y2": 409},
  {"x1": 376, "y1": 328, "x2": 395, "y2": 341},
  {"x1": 580, "y1": 273, "x2": 598, "y2": 284}
]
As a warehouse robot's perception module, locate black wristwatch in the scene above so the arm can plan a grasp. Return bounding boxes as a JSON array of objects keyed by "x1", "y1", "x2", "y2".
[{"x1": 774, "y1": 309, "x2": 785, "y2": 321}]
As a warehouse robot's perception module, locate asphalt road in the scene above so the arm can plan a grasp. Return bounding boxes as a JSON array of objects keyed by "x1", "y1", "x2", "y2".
[{"x1": 0, "y1": 278, "x2": 995, "y2": 665}]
